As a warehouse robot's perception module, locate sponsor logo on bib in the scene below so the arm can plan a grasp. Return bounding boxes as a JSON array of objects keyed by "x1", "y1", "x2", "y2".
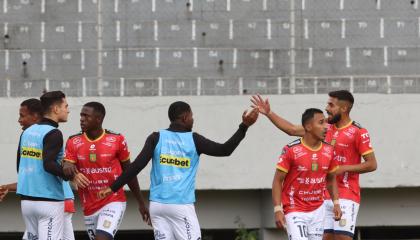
[
  {"x1": 160, "y1": 154, "x2": 191, "y2": 168},
  {"x1": 21, "y1": 147, "x2": 42, "y2": 160}
]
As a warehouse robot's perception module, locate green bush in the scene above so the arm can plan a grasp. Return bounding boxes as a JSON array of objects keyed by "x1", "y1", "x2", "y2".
[{"x1": 234, "y1": 216, "x2": 259, "y2": 240}]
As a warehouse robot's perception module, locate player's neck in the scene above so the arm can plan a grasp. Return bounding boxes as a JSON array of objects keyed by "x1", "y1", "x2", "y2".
[
  {"x1": 335, "y1": 115, "x2": 352, "y2": 129},
  {"x1": 85, "y1": 128, "x2": 104, "y2": 141},
  {"x1": 170, "y1": 121, "x2": 190, "y2": 131},
  {"x1": 301, "y1": 135, "x2": 322, "y2": 151},
  {"x1": 43, "y1": 114, "x2": 59, "y2": 124}
]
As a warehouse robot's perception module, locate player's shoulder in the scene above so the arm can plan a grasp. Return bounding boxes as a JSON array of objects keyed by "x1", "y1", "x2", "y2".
[
  {"x1": 105, "y1": 129, "x2": 121, "y2": 136},
  {"x1": 66, "y1": 132, "x2": 83, "y2": 146},
  {"x1": 351, "y1": 121, "x2": 366, "y2": 129},
  {"x1": 351, "y1": 121, "x2": 370, "y2": 134},
  {"x1": 322, "y1": 141, "x2": 334, "y2": 151},
  {"x1": 287, "y1": 138, "x2": 302, "y2": 147},
  {"x1": 67, "y1": 132, "x2": 82, "y2": 140},
  {"x1": 105, "y1": 129, "x2": 127, "y2": 143}
]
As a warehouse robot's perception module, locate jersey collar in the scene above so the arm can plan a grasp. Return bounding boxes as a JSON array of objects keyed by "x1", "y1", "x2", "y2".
[
  {"x1": 335, "y1": 119, "x2": 353, "y2": 130},
  {"x1": 83, "y1": 129, "x2": 106, "y2": 142},
  {"x1": 300, "y1": 137, "x2": 323, "y2": 152}
]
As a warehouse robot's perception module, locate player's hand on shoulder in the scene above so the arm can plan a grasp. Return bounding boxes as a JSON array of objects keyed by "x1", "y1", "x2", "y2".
[
  {"x1": 242, "y1": 108, "x2": 259, "y2": 127},
  {"x1": 274, "y1": 211, "x2": 286, "y2": 229},
  {"x1": 97, "y1": 187, "x2": 112, "y2": 199},
  {"x1": 73, "y1": 172, "x2": 90, "y2": 189},
  {"x1": 250, "y1": 95, "x2": 271, "y2": 116},
  {"x1": 0, "y1": 186, "x2": 9, "y2": 202}
]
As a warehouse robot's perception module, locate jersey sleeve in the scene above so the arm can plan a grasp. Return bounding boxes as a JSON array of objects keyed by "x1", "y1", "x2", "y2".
[
  {"x1": 117, "y1": 135, "x2": 130, "y2": 162},
  {"x1": 276, "y1": 146, "x2": 292, "y2": 173},
  {"x1": 64, "y1": 138, "x2": 77, "y2": 164},
  {"x1": 356, "y1": 128, "x2": 374, "y2": 156}
]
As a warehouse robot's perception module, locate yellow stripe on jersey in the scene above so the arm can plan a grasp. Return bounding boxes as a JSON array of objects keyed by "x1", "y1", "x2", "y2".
[
  {"x1": 336, "y1": 120, "x2": 353, "y2": 130},
  {"x1": 120, "y1": 156, "x2": 130, "y2": 162},
  {"x1": 329, "y1": 166, "x2": 339, "y2": 173},
  {"x1": 362, "y1": 149, "x2": 374, "y2": 156},
  {"x1": 64, "y1": 158, "x2": 77, "y2": 163},
  {"x1": 84, "y1": 130, "x2": 106, "y2": 143},
  {"x1": 301, "y1": 137, "x2": 323, "y2": 151},
  {"x1": 276, "y1": 166, "x2": 288, "y2": 173},
  {"x1": 21, "y1": 147, "x2": 42, "y2": 160}
]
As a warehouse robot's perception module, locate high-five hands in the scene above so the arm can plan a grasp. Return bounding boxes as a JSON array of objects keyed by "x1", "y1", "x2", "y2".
[
  {"x1": 251, "y1": 95, "x2": 271, "y2": 116},
  {"x1": 242, "y1": 108, "x2": 259, "y2": 126}
]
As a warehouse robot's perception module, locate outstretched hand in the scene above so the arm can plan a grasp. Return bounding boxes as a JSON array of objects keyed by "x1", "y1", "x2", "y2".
[
  {"x1": 250, "y1": 95, "x2": 271, "y2": 115},
  {"x1": 0, "y1": 186, "x2": 8, "y2": 202},
  {"x1": 242, "y1": 108, "x2": 259, "y2": 126},
  {"x1": 138, "y1": 202, "x2": 152, "y2": 226}
]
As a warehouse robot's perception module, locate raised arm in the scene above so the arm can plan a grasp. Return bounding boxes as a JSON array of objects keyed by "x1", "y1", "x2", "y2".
[{"x1": 251, "y1": 95, "x2": 305, "y2": 137}]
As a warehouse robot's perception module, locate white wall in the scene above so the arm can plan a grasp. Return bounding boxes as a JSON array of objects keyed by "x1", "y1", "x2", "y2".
[
  {"x1": 0, "y1": 94, "x2": 419, "y2": 189},
  {"x1": 1, "y1": 188, "x2": 420, "y2": 234}
]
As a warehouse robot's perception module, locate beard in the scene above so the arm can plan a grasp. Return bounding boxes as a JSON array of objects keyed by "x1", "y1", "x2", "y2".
[{"x1": 327, "y1": 113, "x2": 341, "y2": 124}]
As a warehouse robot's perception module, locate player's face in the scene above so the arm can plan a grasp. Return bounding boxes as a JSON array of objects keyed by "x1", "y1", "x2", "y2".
[
  {"x1": 18, "y1": 106, "x2": 40, "y2": 130},
  {"x1": 56, "y1": 98, "x2": 69, "y2": 122},
  {"x1": 80, "y1": 106, "x2": 99, "y2": 132},
  {"x1": 310, "y1": 113, "x2": 328, "y2": 141},
  {"x1": 325, "y1": 97, "x2": 342, "y2": 124}
]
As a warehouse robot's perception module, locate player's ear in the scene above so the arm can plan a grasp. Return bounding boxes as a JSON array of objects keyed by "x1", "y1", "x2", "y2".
[
  {"x1": 337, "y1": 100, "x2": 346, "y2": 113},
  {"x1": 341, "y1": 103, "x2": 350, "y2": 113},
  {"x1": 52, "y1": 104, "x2": 59, "y2": 115},
  {"x1": 181, "y1": 112, "x2": 188, "y2": 123},
  {"x1": 302, "y1": 122, "x2": 310, "y2": 132}
]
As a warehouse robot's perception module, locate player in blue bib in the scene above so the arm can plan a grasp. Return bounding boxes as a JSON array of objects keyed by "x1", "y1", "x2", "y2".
[
  {"x1": 99, "y1": 101, "x2": 259, "y2": 239},
  {"x1": 16, "y1": 91, "x2": 74, "y2": 240},
  {"x1": 0, "y1": 98, "x2": 76, "y2": 240}
]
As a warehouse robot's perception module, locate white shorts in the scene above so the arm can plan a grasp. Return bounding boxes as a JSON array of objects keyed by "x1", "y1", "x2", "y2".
[
  {"x1": 150, "y1": 201, "x2": 201, "y2": 240},
  {"x1": 84, "y1": 201, "x2": 126, "y2": 240},
  {"x1": 323, "y1": 199, "x2": 360, "y2": 237},
  {"x1": 21, "y1": 200, "x2": 64, "y2": 240},
  {"x1": 284, "y1": 204, "x2": 325, "y2": 240},
  {"x1": 22, "y1": 212, "x2": 74, "y2": 240}
]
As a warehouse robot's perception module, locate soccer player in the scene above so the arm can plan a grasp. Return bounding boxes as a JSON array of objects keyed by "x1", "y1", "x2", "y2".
[
  {"x1": 252, "y1": 90, "x2": 377, "y2": 240},
  {"x1": 273, "y1": 108, "x2": 341, "y2": 240},
  {"x1": 1, "y1": 98, "x2": 44, "y2": 201},
  {"x1": 16, "y1": 91, "x2": 75, "y2": 240},
  {"x1": 0, "y1": 98, "x2": 77, "y2": 240},
  {"x1": 98, "y1": 101, "x2": 259, "y2": 240},
  {"x1": 62, "y1": 102, "x2": 150, "y2": 240}
]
